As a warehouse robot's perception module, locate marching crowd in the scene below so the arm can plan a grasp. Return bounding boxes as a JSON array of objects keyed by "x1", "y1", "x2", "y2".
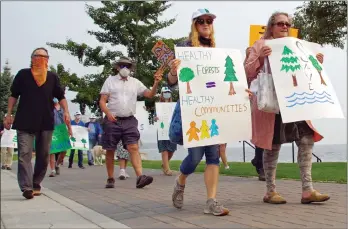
[{"x1": 1, "y1": 8, "x2": 330, "y2": 217}]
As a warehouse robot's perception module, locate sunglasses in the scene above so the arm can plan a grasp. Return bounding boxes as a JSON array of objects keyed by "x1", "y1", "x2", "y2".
[
  {"x1": 196, "y1": 18, "x2": 213, "y2": 25},
  {"x1": 274, "y1": 22, "x2": 291, "y2": 28},
  {"x1": 33, "y1": 54, "x2": 49, "y2": 59},
  {"x1": 119, "y1": 64, "x2": 132, "y2": 69}
]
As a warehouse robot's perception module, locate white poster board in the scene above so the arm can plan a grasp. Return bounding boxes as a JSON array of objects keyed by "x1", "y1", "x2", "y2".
[
  {"x1": 265, "y1": 37, "x2": 344, "y2": 123},
  {"x1": 70, "y1": 126, "x2": 89, "y2": 150},
  {"x1": 155, "y1": 102, "x2": 176, "y2": 140},
  {"x1": 134, "y1": 101, "x2": 149, "y2": 137},
  {"x1": 0, "y1": 129, "x2": 17, "y2": 148},
  {"x1": 175, "y1": 47, "x2": 252, "y2": 148}
]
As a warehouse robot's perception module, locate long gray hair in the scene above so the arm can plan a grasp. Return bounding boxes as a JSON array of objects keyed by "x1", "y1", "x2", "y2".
[{"x1": 263, "y1": 12, "x2": 292, "y2": 39}]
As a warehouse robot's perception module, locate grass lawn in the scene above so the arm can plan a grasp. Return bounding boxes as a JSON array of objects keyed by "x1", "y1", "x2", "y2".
[{"x1": 13, "y1": 154, "x2": 347, "y2": 183}]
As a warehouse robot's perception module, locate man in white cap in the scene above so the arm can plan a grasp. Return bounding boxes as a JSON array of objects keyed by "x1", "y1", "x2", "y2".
[
  {"x1": 99, "y1": 56, "x2": 163, "y2": 189},
  {"x1": 85, "y1": 114, "x2": 102, "y2": 165},
  {"x1": 69, "y1": 111, "x2": 85, "y2": 169}
]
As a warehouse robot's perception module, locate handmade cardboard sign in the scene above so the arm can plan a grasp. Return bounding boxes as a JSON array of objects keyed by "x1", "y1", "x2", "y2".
[
  {"x1": 175, "y1": 47, "x2": 252, "y2": 148},
  {"x1": 152, "y1": 40, "x2": 175, "y2": 67},
  {"x1": 0, "y1": 129, "x2": 17, "y2": 148},
  {"x1": 69, "y1": 126, "x2": 89, "y2": 151},
  {"x1": 249, "y1": 25, "x2": 298, "y2": 47},
  {"x1": 155, "y1": 102, "x2": 176, "y2": 140},
  {"x1": 265, "y1": 37, "x2": 344, "y2": 123},
  {"x1": 134, "y1": 101, "x2": 149, "y2": 138}
]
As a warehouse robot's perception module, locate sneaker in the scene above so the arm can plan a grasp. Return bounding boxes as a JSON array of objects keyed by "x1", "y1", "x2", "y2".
[
  {"x1": 49, "y1": 171, "x2": 56, "y2": 177},
  {"x1": 172, "y1": 178, "x2": 185, "y2": 209},
  {"x1": 6, "y1": 166, "x2": 12, "y2": 170},
  {"x1": 55, "y1": 166, "x2": 60, "y2": 175},
  {"x1": 204, "y1": 198, "x2": 230, "y2": 216},
  {"x1": 1, "y1": 165, "x2": 6, "y2": 170},
  {"x1": 33, "y1": 189, "x2": 42, "y2": 196},
  {"x1": 224, "y1": 165, "x2": 230, "y2": 170},
  {"x1": 136, "y1": 175, "x2": 153, "y2": 188},
  {"x1": 125, "y1": 172, "x2": 130, "y2": 178},
  {"x1": 119, "y1": 170, "x2": 126, "y2": 180},
  {"x1": 79, "y1": 166, "x2": 85, "y2": 169},
  {"x1": 105, "y1": 178, "x2": 115, "y2": 188},
  {"x1": 22, "y1": 190, "x2": 34, "y2": 199},
  {"x1": 68, "y1": 165, "x2": 72, "y2": 168}
]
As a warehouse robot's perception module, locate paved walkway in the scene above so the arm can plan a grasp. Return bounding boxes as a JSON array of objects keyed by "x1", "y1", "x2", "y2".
[{"x1": 4, "y1": 162, "x2": 348, "y2": 228}]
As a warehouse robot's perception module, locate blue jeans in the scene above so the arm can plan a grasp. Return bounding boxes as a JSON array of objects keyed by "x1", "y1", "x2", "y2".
[
  {"x1": 180, "y1": 145, "x2": 220, "y2": 175},
  {"x1": 69, "y1": 150, "x2": 83, "y2": 167},
  {"x1": 87, "y1": 138, "x2": 98, "y2": 164}
]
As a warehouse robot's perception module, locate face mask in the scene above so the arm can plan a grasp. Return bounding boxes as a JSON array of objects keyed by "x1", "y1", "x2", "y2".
[
  {"x1": 31, "y1": 57, "x2": 48, "y2": 87},
  {"x1": 90, "y1": 119, "x2": 96, "y2": 122},
  {"x1": 75, "y1": 115, "x2": 81, "y2": 120},
  {"x1": 163, "y1": 93, "x2": 172, "y2": 99},
  {"x1": 53, "y1": 98, "x2": 58, "y2": 104},
  {"x1": 119, "y1": 68, "x2": 130, "y2": 78}
]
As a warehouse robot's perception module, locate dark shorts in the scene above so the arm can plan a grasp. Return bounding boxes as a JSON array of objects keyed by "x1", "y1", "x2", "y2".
[
  {"x1": 101, "y1": 116, "x2": 140, "y2": 150},
  {"x1": 157, "y1": 140, "x2": 177, "y2": 153}
]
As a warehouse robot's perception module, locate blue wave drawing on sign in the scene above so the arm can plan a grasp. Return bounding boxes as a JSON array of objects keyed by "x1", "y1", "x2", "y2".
[
  {"x1": 285, "y1": 91, "x2": 331, "y2": 99},
  {"x1": 285, "y1": 90, "x2": 334, "y2": 108}
]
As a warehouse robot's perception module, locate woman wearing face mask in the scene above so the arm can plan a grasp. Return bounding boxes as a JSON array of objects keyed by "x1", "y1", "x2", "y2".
[
  {"x1": 245, "y1": 12, "x2": 329, "y2": 204},
  {"x1": 154, "y1": 87, "x2": 177, "y2": 176}
]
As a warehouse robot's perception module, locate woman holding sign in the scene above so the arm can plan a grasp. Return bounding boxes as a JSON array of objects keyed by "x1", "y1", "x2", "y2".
[
  {"x1": 244, "y1": 12, "x2": 329, "y2": 204},
  {"x1": 167, "y1": 9, "x2": 230, "y2": 216}
]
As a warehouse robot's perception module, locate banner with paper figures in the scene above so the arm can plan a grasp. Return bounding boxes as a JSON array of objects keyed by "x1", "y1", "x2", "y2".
[
  {"x1": 174, "y1": 47, "x2": 252, "y2": 148},
  {"x1": 265, "y1": 37, "x2": 344, "y2": 123},
  {"x1": 249, "y1": 25, "x2": 298, "y2": 47},
  {"x1": 155, "y1": 102, "x2": 176, "y2": 140},
  {"x1": 0, "y1": 129, "x2": 17, "y2": 148},
  {"x1": 69, "y1": 126, "x2": 89, "y2": 150}
]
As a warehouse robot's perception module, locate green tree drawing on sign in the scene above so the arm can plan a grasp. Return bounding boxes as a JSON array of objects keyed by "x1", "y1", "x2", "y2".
[
  {"x1": 70, "y1": 137, "x2": 76, "y2": 147},
  {"x1": 309, "y1": 55, "x2": 327, "y2": 86},
  {"x1": 179, "y1": 67, "x2": 195, "y2": 94},
  {"x1": 81, "y1": 138, "x2": 87, "y2": 148},
  {"x1": 160, "y1": 122, "x2": 164, "y2": 129},
  {"x1": 224, "y1": 55, "x2": 238, "y2": 95},
  {"x1": 280, "y1": 46, "x2": 301, "y2": 87}
]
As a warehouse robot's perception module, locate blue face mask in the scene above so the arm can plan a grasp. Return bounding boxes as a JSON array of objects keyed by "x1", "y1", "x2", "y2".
[
  {"x1": 163, "y1": 92, "x2": 172, "y2": 99},
  {"x1": 53, "y1": 98, "x2": 58, "y2": 104}
]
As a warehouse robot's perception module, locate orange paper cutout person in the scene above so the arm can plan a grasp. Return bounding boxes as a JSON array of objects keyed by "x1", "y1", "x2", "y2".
[{"x1": 186, "y1": 121, "x2": 200, "y2": 142}]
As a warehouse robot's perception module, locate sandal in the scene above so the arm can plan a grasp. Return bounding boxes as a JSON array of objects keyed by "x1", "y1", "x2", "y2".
[
  {"x1": 161, "y1": 164, "x2": 173, "y2": 176},
  {"x1": 301, "y1": 190, "x2": 330, "y2": 204},
  {"x1": 263, "y1": 192, "x2": 287, "y2": 204}
]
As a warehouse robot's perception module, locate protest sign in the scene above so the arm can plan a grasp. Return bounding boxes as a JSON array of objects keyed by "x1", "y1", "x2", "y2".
[
  {"x1": 50, "y1": 124, "x2": 72, "y2": 154},
  {"x1": 249, "y1": 25, "x2": 298, "y2": 47},
  {"x1": 70, "y1": 126, "x2": 89, "y2": 150},
  {"x1": 155, "y1": 102, "x2": 176, "y2": 140},
  {"x1": 0, "y1": 129, "x2": 17, "y2": 148},
  {"x1": 265, "y1": 37, "x2": 344, "y2": 123},
  {"x1": 152, "y1": 40, "x2": 175, "y2": 68},
  {"x1": 175, "y1": 47, "x2": 252, "y2": 148},
  {"x1": 134, "y1": 101, "x2": 149, "y2": 138}
]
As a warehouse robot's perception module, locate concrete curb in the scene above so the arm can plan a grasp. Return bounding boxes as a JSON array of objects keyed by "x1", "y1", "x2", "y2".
[{"x1": 5, "y1": 171, "x2": 129, "y2": 229}]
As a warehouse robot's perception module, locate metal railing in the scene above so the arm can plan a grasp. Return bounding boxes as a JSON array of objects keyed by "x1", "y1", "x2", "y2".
[{"x1": 241, "y1": 141, "x2": 322, "y2": 163}]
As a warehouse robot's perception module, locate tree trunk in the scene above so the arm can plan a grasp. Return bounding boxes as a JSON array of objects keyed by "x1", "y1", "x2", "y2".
[
  {"x1": 292, "y1": 74, "x2": 298, "y2": 87},
  {"x1": 186, "y1": 82, "x2": 192, "y2": 94},
  {"x1": 319, "y1": 71, "x2": 327, "y2": 86},
  {"x1": 228, "y1": 82, "x2": 235, "y2": 95}
]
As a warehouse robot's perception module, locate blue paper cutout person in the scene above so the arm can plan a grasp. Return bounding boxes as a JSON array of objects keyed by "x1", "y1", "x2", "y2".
[{"x1": 210, "y1": 119, "x2": 219, "y2": 137}]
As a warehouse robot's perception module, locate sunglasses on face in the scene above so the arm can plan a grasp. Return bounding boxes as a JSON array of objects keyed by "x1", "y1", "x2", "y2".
[
  {"x1": 196, "y1": 18, "x2": 213, "y2": 25},
  {"x1": 274, "y1": 22, "x2": 291, "y2": 28},
  {"x1": 119, "y1": 64, "x2": 131, "y2": 69},
  {"x1": 33, "y1": 54, "x2": 49, "y2": 59}
]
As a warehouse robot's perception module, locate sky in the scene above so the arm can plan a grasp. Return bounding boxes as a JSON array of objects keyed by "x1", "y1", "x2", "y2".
[{"x1": 1, "y1": 1, "x2": 347, "y2": 145}]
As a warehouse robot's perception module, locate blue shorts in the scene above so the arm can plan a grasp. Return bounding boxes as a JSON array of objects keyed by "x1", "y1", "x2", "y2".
[{"x1": 157, "y1": 140, "x2": 177, "y2": 153}]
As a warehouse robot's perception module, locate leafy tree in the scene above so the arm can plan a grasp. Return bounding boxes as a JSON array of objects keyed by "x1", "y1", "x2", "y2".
[
  {"x1": 0, "y1": 60, "x2": 15, "y2": 121},
  {"x1": 179, "y1": 67, "x2": 195, "y2": 94},
  {"x1": 280, "y1": 46, "x2": 301, "y2": 87},
  {"x1": 81, "y1": 138, "x2": 87, "y2": 148},
  {"x1": 293, "y1": 1, "x2": 347, "y2": 49},
  {"x1": 309, "y1": 55, "x2": 326, "y2": 86},
  {"x1": 47, "y1": 1, "x2": 185, "y2": 114},
  {"x1": 70, "y1": 137, "x2": 76, "y2": 147},
  {"x1": 224, "y1": 56, "x2": 238, "y2": 95},
  {"x1": 160, "y1": 122, "x2": 164, "y2": 129}
]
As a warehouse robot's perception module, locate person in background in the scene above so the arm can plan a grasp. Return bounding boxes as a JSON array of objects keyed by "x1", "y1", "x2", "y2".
[
  {"x1": 154, "y1": 87, "x2": 177, "y2": 176},
  {"x1": 85, "y1": 114, "x2": 102, "y2": 166},
  {"x1": 219, "y1": 144, "x2": 229, "y2": 169},
  {"x1": 116, "y1": 140, "x2": 131, "y2": 180},
  {"x1": 3, "y1": 47, "x2": 72, "y2": 199},
  {"x1": 99, "y1": 56, "x2": 162, "y2": 189},
  {"x1": 244, "y1": 46, "x2": 265, "y2": 181},
  {"x1": 48, "y1": 98, "x2": 67, "y2": 177},
  {"x1": 245, "y1": 11, "x2": 329, "y2": 204},
  {"x1": 1, "y1": 115, "x2": 14, "y2": 170},
  {"x1": 69, "y1": 111, "x2": 85, "y2": 169}
]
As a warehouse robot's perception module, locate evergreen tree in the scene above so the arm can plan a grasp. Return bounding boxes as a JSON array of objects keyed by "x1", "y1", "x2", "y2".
[
  {"x1": 47, "y1": 1, "x2": 185, "y2": 114},
  {"x1": 280, "y1": 46, "x2": 301, "y2": 87},
  {"x1": 0, "y1": 60, "x2": 15, "y2": 121},
  {"x1": 224, "y1": 56, "x2": 238, "y2": 95},
  {"x1": 309, "y1": 55, "x2": 326, "y2": 86}
]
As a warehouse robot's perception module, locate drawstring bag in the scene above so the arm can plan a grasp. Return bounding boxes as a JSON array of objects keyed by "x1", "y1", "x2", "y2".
[
  {"x1": 257, "y1": 57, "x2": 280, "y2": 113},
  {"x1": 169, "y1": 101, "x2": 183, "y2": 145}
]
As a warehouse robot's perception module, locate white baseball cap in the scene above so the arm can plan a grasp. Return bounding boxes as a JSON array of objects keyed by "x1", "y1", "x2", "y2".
[
  {"x1": 192, "y1": 8, "x2": 216, "y2": 20},
  {"x1": 161, "y1": 87, "x2": 171, "y2": 93},
  {"x1": 74, "y1": 111, "x2": 82, "y2": 116}
]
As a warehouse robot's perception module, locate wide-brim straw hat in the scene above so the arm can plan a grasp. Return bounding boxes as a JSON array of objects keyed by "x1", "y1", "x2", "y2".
[{"x1": 114, "y1": 56, "x2": 135, "y2": 70}]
